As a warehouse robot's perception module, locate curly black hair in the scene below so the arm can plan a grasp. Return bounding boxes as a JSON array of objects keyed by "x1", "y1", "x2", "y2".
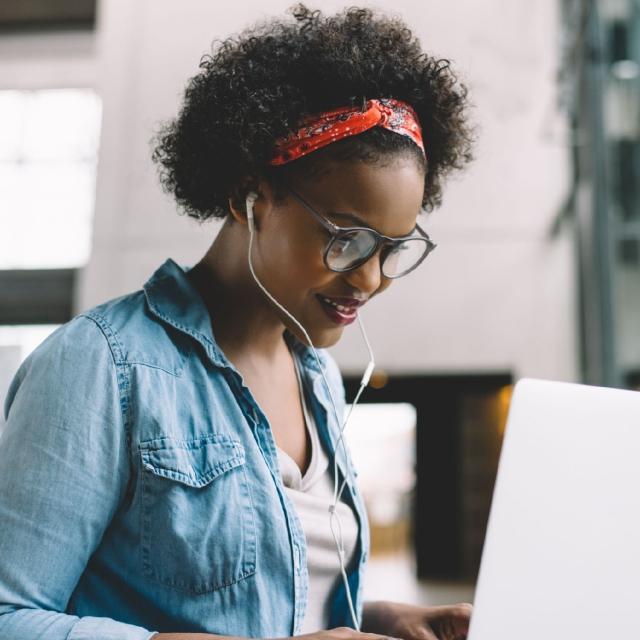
[{"x1": 152, "y1": 4, "x2": 474, "y2": 221}]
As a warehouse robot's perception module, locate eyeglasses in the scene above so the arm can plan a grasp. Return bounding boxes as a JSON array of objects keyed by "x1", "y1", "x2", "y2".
[{"x1": 287, "y1": 188, "x2": 436, "y2": 279}]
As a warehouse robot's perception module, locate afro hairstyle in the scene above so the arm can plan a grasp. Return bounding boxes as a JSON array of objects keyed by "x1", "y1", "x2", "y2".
[{"x1": 152, "y1": 4, "x2": 474, "y2": 221}]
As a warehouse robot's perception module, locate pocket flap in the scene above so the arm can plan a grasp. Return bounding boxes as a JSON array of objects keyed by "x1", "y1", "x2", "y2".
[{"x1": 140, "y1": 435, "x2": 245, "y2": 488}]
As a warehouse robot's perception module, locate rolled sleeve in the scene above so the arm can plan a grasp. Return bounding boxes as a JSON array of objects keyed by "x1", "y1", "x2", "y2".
[
  {"x1": 0, "y1": 316, "x2": 154, "y2": 640},
  {"x1": 0, "y1": 609, "x2": 154, "y2": 640},
  {"x1": 66, "y1": 616, "x2": 157, "y2": 639}
]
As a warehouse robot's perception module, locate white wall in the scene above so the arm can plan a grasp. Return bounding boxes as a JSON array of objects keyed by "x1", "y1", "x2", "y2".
[
  {"x1": 0, "y1": 30, "x2": 96, "y2": 89},
  {"x1": 71, "y1": 0, "x2": 577, "y2": 381}
]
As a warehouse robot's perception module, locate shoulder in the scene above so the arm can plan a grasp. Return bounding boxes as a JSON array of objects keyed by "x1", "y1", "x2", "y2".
[
  {"x1": 80, "y1": 289, "x2": 189, "y2": 375},
  {"x1": 13, "y1": 285, "x2": 188, "y2": 391},
  {"x1": 4, "y1": 313, "x2": 123, "y2": 425},
  {"x1": 14, "y1": 314, "x2": 118, "y2": 381}
]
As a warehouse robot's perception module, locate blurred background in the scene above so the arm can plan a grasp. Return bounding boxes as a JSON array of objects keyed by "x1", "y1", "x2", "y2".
[{"x1": 0, "y1": 0, "x2": 638, "y2": 607}]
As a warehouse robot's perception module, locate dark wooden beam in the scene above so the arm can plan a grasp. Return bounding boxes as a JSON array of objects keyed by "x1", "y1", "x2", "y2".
[
  {"x1": 0, "y1": 0, "x2": 96, "y2": 31},
  {"x1": 0, "y1": 269, "x2": 75, "y2": 325}
]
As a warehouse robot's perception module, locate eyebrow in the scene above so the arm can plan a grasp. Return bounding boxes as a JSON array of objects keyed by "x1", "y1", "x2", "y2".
[
  {"x1": 327, "y1": 211, "x2": 417, "y2": 238},
  {"x1": 327, "y1": 211, "x2": 374, "y2": 228}
]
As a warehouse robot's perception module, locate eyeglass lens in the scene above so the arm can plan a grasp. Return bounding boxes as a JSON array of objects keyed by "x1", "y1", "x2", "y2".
[
  {"x1": 326, "y1": 230, "x2": 429, "y2": 278},
  {"x1": 326, "y1": 230, "x2": 377, "y2": 269},
  {"x1": 380, "y1": 237, "x2": 429, "y2": 277}
]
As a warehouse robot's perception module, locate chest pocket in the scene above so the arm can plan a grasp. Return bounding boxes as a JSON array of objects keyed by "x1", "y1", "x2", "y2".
[{"x1": 139, "y1": 434, "x2": 257, "y2": 594}]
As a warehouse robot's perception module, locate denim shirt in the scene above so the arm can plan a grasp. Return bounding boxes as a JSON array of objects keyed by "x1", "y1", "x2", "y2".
[{"x1": 0, "y1": 259, "x2": 369, "y2": 640}]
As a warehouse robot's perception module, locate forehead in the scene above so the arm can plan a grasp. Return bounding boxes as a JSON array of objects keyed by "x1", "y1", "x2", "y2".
[{"x1": 291, "y1": 158, "x2": 425, "y2": 236}]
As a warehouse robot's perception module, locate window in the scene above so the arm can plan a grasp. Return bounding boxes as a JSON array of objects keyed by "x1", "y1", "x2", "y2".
[
  {"x1": 0, "y1": 88, "x2": 101, "y2": 428},
  {"x1": 0, "y1": 88, "x2": 101, "y2": 269}
]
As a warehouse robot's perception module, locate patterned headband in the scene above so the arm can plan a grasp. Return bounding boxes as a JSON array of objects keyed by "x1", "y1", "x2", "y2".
[{"x1": 268, "y1": 98, "x2": 425, "y2": 166}]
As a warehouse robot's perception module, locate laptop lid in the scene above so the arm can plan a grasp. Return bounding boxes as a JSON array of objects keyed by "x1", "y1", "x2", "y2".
[{"x1": 468, "y1": 378, "x2": 640, "y2": 640}]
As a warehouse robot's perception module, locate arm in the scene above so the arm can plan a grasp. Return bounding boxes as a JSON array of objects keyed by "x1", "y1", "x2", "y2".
[
  {"x1": 149, "y1": 635, "x2": 234, "y2": 639},
  {"x1": 0, "y1": 317, "x2": 154, "y2": 640},
  {"x1": 149, "y1": 631, "x2": 405, "y2": 640}
]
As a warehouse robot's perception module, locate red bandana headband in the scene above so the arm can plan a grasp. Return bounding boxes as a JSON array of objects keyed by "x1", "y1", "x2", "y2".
[{"x1": 268, "y1": 98, "x2": 425, "y2": 166}]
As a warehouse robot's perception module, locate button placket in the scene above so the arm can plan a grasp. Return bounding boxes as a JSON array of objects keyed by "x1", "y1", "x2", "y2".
[{"x1": 236, "y1": 375, "x2": 308, "y2": 635}]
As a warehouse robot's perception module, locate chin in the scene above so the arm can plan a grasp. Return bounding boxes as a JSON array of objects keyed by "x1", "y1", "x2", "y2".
[
  {"x1": 288, "y1": 324, "x2": 344, "y2": 350},
  {"x1": 315, "y1": 329, "x2": 344, "y2": 349}
]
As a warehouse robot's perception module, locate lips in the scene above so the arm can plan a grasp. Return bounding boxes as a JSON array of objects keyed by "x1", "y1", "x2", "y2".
[{"x1": 316, "y1": 294, "x2": 367, "y2": 326}]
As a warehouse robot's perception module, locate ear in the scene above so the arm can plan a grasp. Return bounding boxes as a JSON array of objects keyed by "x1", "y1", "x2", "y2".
[
  {"x1": 227, "y1": 192, "x2": 256, "y2": 227},
  {"x1": 227, "y1": 179, "x2": 276, "y2": 229}
]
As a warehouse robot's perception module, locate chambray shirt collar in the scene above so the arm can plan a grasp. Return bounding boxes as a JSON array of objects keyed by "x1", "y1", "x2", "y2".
[
  {"x1": 143, "y1": 258, "x2": 228, "y2": 368},
  {"x1": 143, "y1": 258, "x2": 322, "y2": 373},
  {"x1": 283, "y1": 328, "x2": 323, "y2": 374}
]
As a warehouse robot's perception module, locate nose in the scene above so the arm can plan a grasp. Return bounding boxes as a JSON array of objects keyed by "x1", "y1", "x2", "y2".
[{"x1": 341, "y1": 248, "x2": 387, "y2": 295}]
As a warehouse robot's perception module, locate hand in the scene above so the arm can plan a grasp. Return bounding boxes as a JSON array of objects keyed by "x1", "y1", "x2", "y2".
[
  {"x1": 151, "y1": 631, "x2": 402, "y2": 640},
  {"x1": 362, "y1": 600, "x2": 473, "y2": 640},
  {"x1": 296, "y1": 628, "x2": 403, "y2": 640}
]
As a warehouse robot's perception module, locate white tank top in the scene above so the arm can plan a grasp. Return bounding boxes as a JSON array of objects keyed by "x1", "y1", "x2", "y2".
[{"x1": 275, "y1": 359, "x2": 359, "y2": 633}]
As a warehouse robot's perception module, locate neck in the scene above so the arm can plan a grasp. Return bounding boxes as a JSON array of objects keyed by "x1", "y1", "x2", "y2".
[{"x1": 189, "y1": 218, "x2": 290, "y2": 366}]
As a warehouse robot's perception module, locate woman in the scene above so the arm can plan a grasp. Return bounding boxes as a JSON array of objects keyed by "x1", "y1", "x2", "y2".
[{"x1": 0, "y1": 5, "x2": 473, "y2": 640}]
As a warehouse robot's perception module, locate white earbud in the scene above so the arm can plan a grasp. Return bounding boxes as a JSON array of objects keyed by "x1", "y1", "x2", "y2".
[{"x1": 246, "y1": 192, "x2": 258, "y2": 233}]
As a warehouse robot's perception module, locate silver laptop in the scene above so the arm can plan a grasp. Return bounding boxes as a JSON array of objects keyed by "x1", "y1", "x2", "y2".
[{"x1": 468, "y1": 378, "x2": 640, "y2": 640}]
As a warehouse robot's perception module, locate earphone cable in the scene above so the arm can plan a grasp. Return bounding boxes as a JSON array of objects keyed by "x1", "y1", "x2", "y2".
[{"x1": 245, "y1": 197, "x2": 374, "y2": 631}]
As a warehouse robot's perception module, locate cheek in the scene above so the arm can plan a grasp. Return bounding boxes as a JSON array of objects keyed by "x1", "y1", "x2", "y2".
[
  {"x1": 267, "y1": 223, "x2": 327, "y2": 278},
  {"x1": 255, "y1": 248, "x2": 330, "y2": 318}
]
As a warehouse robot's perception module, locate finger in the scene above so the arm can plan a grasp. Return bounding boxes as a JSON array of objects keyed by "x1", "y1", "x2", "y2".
[
  {"x1": 425, "y1": 603, "x2": 473, "y2": 620},
  {"x1": 429, "y1": 603, "x2": 473, "y2": 625},
  {"x1": 454, "y1": 603, "x2": 473, "y2": 620},
  {"x1": 328, "y1": 629, "x2": 404, "y2": 640},
  {"x1": 390, "y1": 622, "x2": 438, "y2": 640},
  {"x1": 428, "y1": 604, "x2": 473, "y2": 639},
  {"x1": 361, "y1": 633, "x2": 404, "y2": 640}
]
